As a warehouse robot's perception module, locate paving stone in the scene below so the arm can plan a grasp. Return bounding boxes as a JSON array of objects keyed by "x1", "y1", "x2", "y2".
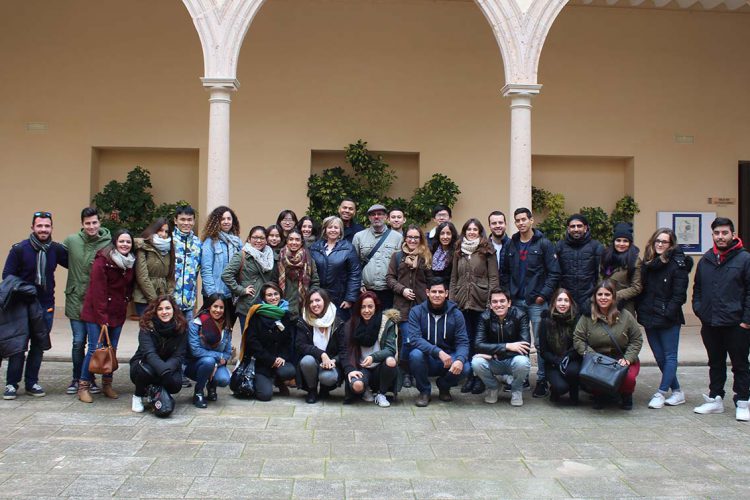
[
  {"x1": 0, "y1": 474, "x2": 75, "y2": 497},
  {"x1": 190, "y1": 415, "x2": 267, "y2": 428},
  {"x1": 292, "y1": 479, "x2": 345, "y2": 499},
  {"x1": 460, "y1": 459, "x2": 531, "y2": 478},
  {"x1": 557, "y1": 476, "x2": 639, "y2": 497},
  {"x1": 345, "y1": 479, "x2": 415, "y2": 499},
  {"x1": 235, "y1": 429, "x2": 313, "y2": 443},
  {"x1": 508, "y1": 478, "x2": 571, "y2": 498},
  {"x1": 354, "y1": 429, "x2": 410, "y2": 444},
  {"x1": 412, "y1": 478, "x2": 515, "y2": 499},
  {"x1": 135, "y1": 441, "x2": 203, "y2": 457},
  {"x1": 195, "y1": 442, "x2": 245, "y2": 458},
  {"x1": 145, "y1": 457, "x2": 216, "y2": 476},
  {"x1": 261, "y1": 458, "x2": 326, "y2": 478},
  {"x1": 514, "y1": 441, "x2": 579, "y2": 460},
  {"x1": 625, "y1": 475, "x2": 742, "y2": 497},
  {"x1": 62, "y1": 475, "x2": 128, "y2": 497},
  {"x1": 243, "y1": 443, "x2": 330, "y2": 459},
  {"x1": 188, "y1": 426, "x2": 235, "y2": 441},
  {"x1": 266, "y1": 416, "x2": 308, "y2": 430},
  {"x1": 313, "y1": 430, "x2": 354, "y2": 443},
  {"x1": 4, "y1": 438, "x2": 143, "y2": 456},
  {"x1": 327, "y1": 459, "x2": 419, "y2": 479},
  {"x1": 331, "y1": 442, "x2": 391, "y2": 459},
  {"x1": 116, "y1": 475, "x2": 195, "y2": 498},
  {"x1": 0, "y1": 454, "x2": 64, "y2": 473},
  {"x1": 209, "y1": 458, "x2": 264, "y2": 477},
  {"x1": 52, "y1": 456, "x2": 156, "y2": 475},
  {"x1": 388, "y1": 444, "x2": 435, "y2": 460},
  {"x1": 54, "y1": 424, "x2": 140, "y2": 440},
  {"x1": 415, "y1": 459, "x2": 469, "y2": 478},
  {"x1": 184, "y1": 477, "x2": 293, "y2": 498},
  {"x1": 524, "y1": 458, "x2": 620, "y2": 478}
]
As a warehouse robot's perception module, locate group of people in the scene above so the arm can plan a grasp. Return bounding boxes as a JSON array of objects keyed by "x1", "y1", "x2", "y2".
[{"x1": 1, "y1": 200, "x2": 748, "y2": 421}]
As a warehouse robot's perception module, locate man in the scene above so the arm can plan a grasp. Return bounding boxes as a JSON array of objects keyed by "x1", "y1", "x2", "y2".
[
  {"x1": 426, "y1": 205, "x2": 452, "y2": 248},
  {"x1": 555, "y1": 213, "x2": 604, "y2": 314},
  {"x1": 352, "y1": 204, "x2": 403, "y2": 309},
  {"x1": 2, "y1": 210, "x2": 68, "y2": 398},
  {"x1": 692, "y1": 217, "x2": 750, "y2": 421},
  {"x1": 488, "y1": 210, "x2": 510, "y2": 282},
  {"x1": 472, "y1": 288, "x2": 531, "y2": 406},
  {"x1": 62, "y1": 207, "x2": 111, "y2": 395},
  {"x1": 502, "y1": 207, "x2": 559, "y2": 397},
  {"x1": 407, "y1": 278, "x2": 470, "y2": 407},
  {"x1": 338, "y1": 198, "x2": 364, "y2": 243},
  {"x1": 173, "y1": 205, "x2": 201, "y2": 388},
  {"x1": 387, "y1": 207, "x2": 407, "y2": 234}
]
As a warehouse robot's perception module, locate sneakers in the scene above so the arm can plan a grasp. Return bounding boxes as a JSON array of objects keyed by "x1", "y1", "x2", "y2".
[
  {"x1": 737, "y1": 400, "x2": 749, "y2": 422},
  {"x1": 193, "y1": 392, "x2": 208, "y2": 409},
  {"x1": 648, "y1": 392, "x2": 666, "y2": 409},
  {"x1": 89, "y1": 380, "x2": 102, "y2": 394},
  {"x1": 362, "y1": 387, "x2": 375, "y2": 403},
  {"x1": 374, "y1": 393, "x2": 390, "y2": 407},
  {"x1": 66, "y1": 379, "x2": 79, "y2": 395},
  {"x1": 665, "y1": 391, "x2": 686, "y2": 406},
  {"x1": 484, "y1": 388, "x2": 499, "y2": 404},
  {"x1": 131, "y1": 395, "x2": 145, "y2": 413},
  {"x1": 694, "y1": 394, "x2": 724, "y2": 414},
  {"x1": 3, "y1": 384, "x2": 17, "y2": 400},
  {"x1": 510, "y1": 391, "x2": 523, "y2": 407},
  {"x1": 26, "y1": 384, "x2": 46, "y2": 397},
  {"x1": 415, "y1": 392, "x2": 431, "y2": 407},
  {"x1": 532, "y1": 379, "x2": 548, "y2": 398}
]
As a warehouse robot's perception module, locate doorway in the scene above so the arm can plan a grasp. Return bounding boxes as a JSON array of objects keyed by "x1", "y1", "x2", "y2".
[{"x1": 740, "y1": 161, "x2": 750, "y2": 248}]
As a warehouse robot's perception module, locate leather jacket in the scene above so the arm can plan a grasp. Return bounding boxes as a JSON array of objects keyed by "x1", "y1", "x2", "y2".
[{"x1": 475, "y1": 306, "x2": 530, "y2": 360}]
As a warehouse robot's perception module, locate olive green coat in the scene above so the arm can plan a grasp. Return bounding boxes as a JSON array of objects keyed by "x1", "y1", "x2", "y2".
[
  {"x1": 221, "y1": 250, "x2": 277, "y2": 316},
  {"x1": 603, "y1": 258, "x2": 643, "y2": 315},
  {"x1": 573, "y1": 309, "x2": 643, "y2": 364},
  {"x1": 63, "y1": 227, "x2": 112, "y2": 320},
  {"x1": 133, "y1": 238, "x2": 174, "y2": 304}
]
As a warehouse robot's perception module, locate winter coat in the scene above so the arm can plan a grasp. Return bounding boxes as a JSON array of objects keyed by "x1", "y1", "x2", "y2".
[
  {"x1": 200, "y1": 235, "x2": 242, "y2": 298},
  {"x1": 309, "y1": 239, "x2": 362, "y2": 306},
  {"x1": 130, "y1": 324, "x2": 187, "y2": 376},
  {"x1": 693, "y1": 242, "x2": 750, "y2": 327},
  {"x1": 0, "y1": 276, "x2": 49, "y2": 357},
  {"x1": 186, "y1": 316, "x2": 232, "y2": 363},
  {"x1": 2, "y1": 239, "x2": 68, "y2": 310},
  {"x1": 80, "y1": 252, "x2": 135, "y2": 328},
  {"x1": 538, "y1": 309, "x2": 579, "y2": 366},
  {"x1": 62, "y1": 228, "x2": 111, "y2": 320},
  {"x1": 296, "y1": 315, "x2": 347, "y2": 362},
  {"x1": 637, "y1": 248, "x2": 693, "y2": 329},
  {"x1": 133, "y1": 238, "x2": 174, "y2": 304},
  {"x1": 475, "y1": 305, "x2": 530, "y2": 361},
  {"x1": 343, "y1": 222, "x2": 364, "y2": 243},
  {"x1": 573, "y1": 309, "x2": 643, "y2": 364},
  {"x1": 341, "y1": 309, "x2": 400, "y2": 375},
  {"x1": 386, "y1": 251, "x2": 432, "y2": 320},
  {"x1": 173, "y1": 229, "x2": 201, "y2": 311},
  {"x1": 555, "y1": 231, "x2": 604, "y2": 311},
  {"x1": 221, "y1": 250, "x2": 276, "y2": 316},
  {"x1": 602, "y1": 257, "x2": 642, "y2": 315},
  {"x1": 491, "y1": 234, "x2": 511, "y2": 284},
  {"x1": 449, "y1": 245, "x2": 499, "y2": 312},
  {"x1": 502, "y1": 229, "x2": 560, "y2": 304},
  {"x1": 271, "y1": 257, "x2": 320, "y2": 320},
  {"x1": 407, "y1": 299, "x2": 470, "y2": 364},
  {"x1": 352, "y1": 228, "x2": 403, "y2": 290},
  {"x1": 245, "y1": 310, "x2": 294, "y2": 377}
]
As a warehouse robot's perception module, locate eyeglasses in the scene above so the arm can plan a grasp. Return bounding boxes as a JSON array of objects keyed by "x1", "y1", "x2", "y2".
[
  {"x1": 405, "y1": 236, "x2": 421, "y2": 241},
  {"x1": 250, "y1": 236, "x2": 266, "y2": 241},
  {"x1": 654, "y1": 239, "x2": 671, "y2": 246},
  {"x1": 34, "y1": 211, "x2": 52, "y2": 218},
  {"x1": 281, "y1": 217, "x2": 295, "y2": 222}
]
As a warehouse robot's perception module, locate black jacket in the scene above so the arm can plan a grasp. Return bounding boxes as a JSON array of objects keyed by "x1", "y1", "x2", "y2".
[
  {"x1": 555, "y1": 231, "x2": 604, "y2": 311},
  {"x1": 502, "y1": 229, "x2": 560, "y2": 303},
  {"x1": 309, "y1": 239, "x2": 362, "y2": 306},
  {"x1": 0, "y1": 276, "x2": 48, "y2": 357},
  {"x1": 474, "y1": 306, "x2": 530, "y2": 361},
  {"x1": 538, "y1": 309, "x2": 578, "y2": 366},
  {"x1": 693, "y1": 241, "x2": 750, "y2": 327},
  {"x1": 246, "y1": 311, "x2": 293, "y2": 377},
  {"x1": 637, "y1": 248, "x2": 693, "y2": 329},
  {"x1": 296, "y1": 316, "x2": 347, "y2": 362},
  {"x1": 130, "y1": 326, "x2": 187, "y2": 376}
]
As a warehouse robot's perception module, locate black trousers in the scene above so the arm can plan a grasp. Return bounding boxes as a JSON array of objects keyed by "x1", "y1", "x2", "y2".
[
  {"x1": 130, "y1": 361, "x2": 183, "y2": 397},
  {"x1": 255, "y1": 363, "x2": 296, "y2": 402},
  {"x1": 700, "y1": 324, "x2": 750, "y2": 402},
  {"x1": 545, "y1": 359, "x2": 581, "y2": 400},
  {"x1": 346, "y1": 363, "x2": 398, "y2": 395}
]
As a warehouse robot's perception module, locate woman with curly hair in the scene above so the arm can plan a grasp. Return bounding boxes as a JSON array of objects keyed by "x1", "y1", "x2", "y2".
[
  {"x1": 200, "y1": 206, "x2": 241, "y2": 325},
  {"x1": 273, "y1": 228, "x2": 319, "y2": 320},
  {"x1": 133, "y1": 218, "x2": 175, "y2": 317}
]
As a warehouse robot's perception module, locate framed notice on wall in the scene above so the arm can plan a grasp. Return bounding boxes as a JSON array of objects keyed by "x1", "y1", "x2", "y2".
[{"x1": 656, "y1": 211, "x2": 716, "y2": 254}]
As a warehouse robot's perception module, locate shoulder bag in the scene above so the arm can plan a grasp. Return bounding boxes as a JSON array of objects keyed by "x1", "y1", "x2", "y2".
[
  {"x1": 578, "y1": 322, "x2": 627, "y2": 393},
  {"x1": 88, "y1": 325, "x2": 119, "y2": 374}
]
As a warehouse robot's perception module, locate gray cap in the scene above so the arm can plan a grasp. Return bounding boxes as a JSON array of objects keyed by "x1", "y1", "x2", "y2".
[{"x1": 367, "y1": 204, "x2": 387, "y2": 214}]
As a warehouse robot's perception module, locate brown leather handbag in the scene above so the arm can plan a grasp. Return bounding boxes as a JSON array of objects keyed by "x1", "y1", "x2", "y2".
[{"x1": 88, "y1": 325, "x2": 119, "y2": 374}]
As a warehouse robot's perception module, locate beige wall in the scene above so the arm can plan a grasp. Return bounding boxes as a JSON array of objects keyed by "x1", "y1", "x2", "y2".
[{"x1": 1, "y1": 1, "x2": 749, "y2": 310}]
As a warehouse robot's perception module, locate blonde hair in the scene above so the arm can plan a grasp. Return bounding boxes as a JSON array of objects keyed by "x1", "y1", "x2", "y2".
[
  {"x1": 404, "y1": 225, "x2": 432, "y2": 268},
  {"x1": 321, "y1": 216, "x2": 344, "y2": 241}
]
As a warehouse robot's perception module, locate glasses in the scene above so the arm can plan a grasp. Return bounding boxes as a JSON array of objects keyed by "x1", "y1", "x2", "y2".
[
  {"x1": 281, "y1": 217, "x2": 294, "y2": 222},
  {"x1": 654, "y1": 239, "x2": 671, "y2": 246},
  {"x1": 250, "y1": 236, "x2": 266, "y2": 241},
  {"x1": 34, "y1": 211, "x2": 52, "y2": 218},
  {"x1": 405, "y1": 236, "x2": 421, "y2": 241}
]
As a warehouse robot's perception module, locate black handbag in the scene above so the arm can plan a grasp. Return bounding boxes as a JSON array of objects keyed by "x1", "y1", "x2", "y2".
[
  {"x1": 230, "y1": 359, "x2": 256, "y2": 398},
  {"x1": 147, "y1": 384, "x2": 175, "y2": 418},
  {"x1": 579, "y1": 323, "x2": 628, "y2": 393}
]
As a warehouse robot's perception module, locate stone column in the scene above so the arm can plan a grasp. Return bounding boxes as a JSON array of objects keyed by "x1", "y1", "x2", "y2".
[
  {"x1": 201, "y1": 77, "x2": 239, "y2": 209},
  {"x1": 502, "y1": 83, "x2": 542, "y2": 213}
]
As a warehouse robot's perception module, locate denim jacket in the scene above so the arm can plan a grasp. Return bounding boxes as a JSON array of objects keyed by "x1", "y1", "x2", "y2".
[
  {"x1": 200, "y1": 235, "x2": 241, "y2": 298},
  {"x1": 187, "y1": 316, "x2": 232, "y2": 362}
]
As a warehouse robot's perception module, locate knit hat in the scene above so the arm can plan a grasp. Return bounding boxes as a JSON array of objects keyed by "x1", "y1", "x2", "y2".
[
  {"x1": 566, "y1": 213, "x2": 589, "y2": 226},
  {"x1": 612, "y1": 222, "x2": 634, "y2": 242}
]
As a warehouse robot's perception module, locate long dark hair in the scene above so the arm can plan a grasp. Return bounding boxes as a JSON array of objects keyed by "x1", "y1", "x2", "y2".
[
  {"x1": 198, "y1": 293, "x2": 227, "y2": 322},
  {"x1": 276, "y1": 210, "x2": 298, "y2": 234},
  {"x1": 591, "y1": 280, "x2": 620, "y2": 325},
  {"x1": 98, "y1": 229, "x2": 134, "y2": 261},
  {"x1": 456, "y1": 218, "x2": 493, "y2": 254},
  {"x1": 297, "y1": 216, "x2": 320, "y2": 240},
  {"x1": 431, "y1": 221, "x2": 458, "y2": 254},
  {"x1": 643, "y1": 228, "x2": 676, "y2": 264},
  {"x1": 303, "y1": 288, "x2": 332, "y2": 322},
  {"x1": 347, "y1": 291, "x2": 381, "y2": 368},
  {"x1": 139, "y1": 294, "x2": 187, "y2": 333}
]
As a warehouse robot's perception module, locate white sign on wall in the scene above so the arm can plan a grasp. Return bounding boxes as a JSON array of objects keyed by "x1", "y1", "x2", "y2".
[{"x1": 656, "y1": 211, "x2": 716, "y2": 255}]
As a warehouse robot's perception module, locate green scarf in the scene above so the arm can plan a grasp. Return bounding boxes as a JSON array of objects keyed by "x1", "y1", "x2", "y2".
[{"x1": 239, "y1": 303, "x2": 287, "y2": 361}]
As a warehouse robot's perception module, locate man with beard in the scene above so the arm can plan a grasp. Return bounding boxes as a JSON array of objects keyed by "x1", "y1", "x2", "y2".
[{"x1": 555, "y1": 214, "x2": 604, "y2": 314}]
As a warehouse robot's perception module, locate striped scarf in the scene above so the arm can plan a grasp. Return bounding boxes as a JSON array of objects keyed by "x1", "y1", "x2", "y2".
[
  {"x1": 277, "y1": 246, "x2": 312, "y2": 304},
  {"x1": 239, "y1": 303, "x2": 288, "y2": 362},
  {"x1": 28, "y1": 233, "x2": 51, "y2": 290}
]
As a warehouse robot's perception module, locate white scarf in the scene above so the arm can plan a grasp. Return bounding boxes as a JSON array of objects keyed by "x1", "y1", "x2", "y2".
[
  {"x1": 243, "y1": 242, "x2": 275, "y2": 272},
  {"x1": 303, "y1": 303, "x2": 338, "y2": 351},
  {"x1": 152, "y1": 235, "x2": 172, "y2": 255},
  {"x1": 110, "y1": 250, "x2": 135, "y2": 270}
]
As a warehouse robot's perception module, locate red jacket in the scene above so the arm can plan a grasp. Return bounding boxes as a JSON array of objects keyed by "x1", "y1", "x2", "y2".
[{"x1": 80, "y1": 252, "x2": 135, "y2": 327}]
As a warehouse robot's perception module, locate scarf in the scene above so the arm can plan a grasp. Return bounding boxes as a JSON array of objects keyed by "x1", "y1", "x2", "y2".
[
  {"x1": 304, "y1": 235, "x2": 317, "y2": 247},
  {"x1": 547, "y1": 309, "x2": 577, "y2": 356},
  {"x1": 432, "y1": 246, "x2": 448, "y2": 271},
  {"x1": 28, "y1": 233, "x2": 51, "y2": 290},
  {"x1": 152, "y1": 316, "x2": 178, "y2": 337},
  {"x1": 197, "y1": 312, "x2": 223, "y2": 349},
  {"x1": 239, "y1": 302, "x2": 288, "y2": 361},
  {"x1": 243, "y1": 242, "x2": 275, "y2": 272},
  {"x1": 401, "y1": 243, "x2": 420, "y2": 270},
  {"x1": 152, "y1": 235, "x2": 172, "y2": 255},
  {"x1": 461, "y1": 237, "x2": 480, "y2": 256},
  {"x1": 353, "y1": 313, "x2": 382, "y2": 347},
  {"x1": 303, "y1": 302, "x2": 337, "y2": 329},
  {"x1": 713, "y1": 238, "x2": 744, "y2": 265},
  {"x1": 110, "y1": 249, "x2": 135, "y2": 270},
  {"x1": 218, "y1": 231, "x2": 242, "y2": 254},
  {"x1": 427, "y1": 300, "x2": 447, "y2": 316},
  {"x1": 278, "y1": 246, "x2": 312, "y2": 302}
]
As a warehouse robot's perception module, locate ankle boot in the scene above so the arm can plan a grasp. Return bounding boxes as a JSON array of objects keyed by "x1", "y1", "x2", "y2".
[
  {"x1": 78, "y1": 380, "x2": 93, "y2": 403},
  {"x1": 102, "y1": 378, "x2": 119, "y2": 399}
]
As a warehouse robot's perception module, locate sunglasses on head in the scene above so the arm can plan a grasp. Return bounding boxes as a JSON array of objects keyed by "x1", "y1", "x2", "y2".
[{"x1": 34, "y1": 211, "x2": 52, "y2": 218}]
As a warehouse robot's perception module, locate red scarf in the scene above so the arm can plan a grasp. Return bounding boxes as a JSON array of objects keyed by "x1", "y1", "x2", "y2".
[
  {"x1": 197, "y1": 312, "x2": 223, "y2": 349},
  {"x1": 713, "y1": 238, "x2": 744, "y2": 264}
]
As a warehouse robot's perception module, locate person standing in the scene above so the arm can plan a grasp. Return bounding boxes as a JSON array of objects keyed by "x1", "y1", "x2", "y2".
[
  {"x1": 273, "y1": 228, "x2": 320, "y2": 321},
  {"x1": 173, "y1": 206, "x2": 201, "y2": 324},
  {"x1": 200, "y1": 205, "x2": 242, "y2": 327},
  {"x1": 133, "y1": 218, "x2": 175, "y2": 316},
  {"x1": 555, "y1": 213, "x2": 604, "y2": 314},
  {"x1": 692, "y1": 217, "x2": 750, "y2": 421},
  {"x1": 297, "y1": 216, "x2": 319, "y2": 248},
  {"x1": 62, "y1": 207, "x2": 110, "y2": 395},
  {"x1": 600, "y1": 222, "x2": 642, "y2": 315},
  {"x1": 338, "y1": 199, "x2": 364, "y2": 243},
  {"x1": 276, "y1": 210, "x2": 299, "y2": 242},
  {"x1": 387, "y1": 207, "x2": 407, "y2": 234},
  {"x1": 430, "y1": 221, "x2": 458, "y2": 283},
  {"x1": 2, "y1": 210, "x2": 68, "y2": 397},
  {"x1": 488, "y1": 211, "x2": 510, "y2": 283},
  {"x1": 426, "y1": 205, "x2": 452, "y2": 249}
]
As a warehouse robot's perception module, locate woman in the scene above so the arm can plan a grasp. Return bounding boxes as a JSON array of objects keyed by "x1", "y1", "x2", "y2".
[
  {"x1": 266, "y1": 224, "x2": 283, "y2": 258},
  {"x1": 600, "y1": 222, "x2": 642, "y2": 314},
  {"x1": 539, "y1": 289, "x2": 581, "y2": 405},
  {"x1": 222, "y1": 226, "x2": 276, "y2": 332},
  {"x1": 276, "y1": 210, "x2": 299, "y2": 242},
  {"x1": 200, "y1": 205, "x2": 242, "y2": 326},
  {"x1": 309, "y1": 216, "x2": 361, "y2": 321},
  {"x1": 242, "y1": 283, "x2": 296, "y2": 401},
  {"x1": 133, "y1": 218, "x2": 174, "y2": 316},
  {"x1": 297, "y1": 216, "x2": 319, "y2": 248},
  {"x1": 296, "y1": 288, "x2": 346, "y2": 403},
  {"x1": 450, "y1": 218, "x2": 498, "y2": 394},
  {"x1": 78, "y1": 229, "x2": 136, "y2": 403},
  {"x1": 386, "y1": 225, "x2": 432, "y2": 389},
  {"x1": 129, "y1": 295, "x2": 187, "y2": 414},
  {"x1": 430, "y1": 221, "x2": 458, "y2": 282},
  {"x1": 185, "y1": 294, "x2": 232, "y2": 408},
  {"x1": 637, "y1": 228, "x2": 693, "y2": 409},
  {"x1": 341, "y1": 292, "x2": 399, "y2": 407},
  {"x1": 573, "y1": 280, "x2": 643, "y2": 410},
  {"x1": 274, "y1": 228, "x2": 320, "y2": 320}
]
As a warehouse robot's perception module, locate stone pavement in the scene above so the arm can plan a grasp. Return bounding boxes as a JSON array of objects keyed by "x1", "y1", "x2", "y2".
[{"x1": 0, "y1": 361, "x2": 749, "y2": 499}]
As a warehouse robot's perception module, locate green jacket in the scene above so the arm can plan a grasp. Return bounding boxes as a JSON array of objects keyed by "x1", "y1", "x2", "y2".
[
  {"x1": 63, "y1": 227, "x2": 111, "y2": 320},
  {"x1": 272, "y1": 260, "x2": 320, "y2": 320},
  {"x1": 573, "y1": 309, "x2": 643, "y2": 364},
  {"x1": 133, "y1": 238, "x2": 175, "y2": 304},
  {"x1": 221, "y1": 250, "x2": 277, "y2": 316}
]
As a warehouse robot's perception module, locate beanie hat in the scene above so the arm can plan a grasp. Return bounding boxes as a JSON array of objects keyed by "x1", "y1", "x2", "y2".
[
  {"x1": 566, "y1": 213, "x2": 589, "y2": 227},
  {"x1": 612, "y1": 222, "x2": 634, "y2": 242}
]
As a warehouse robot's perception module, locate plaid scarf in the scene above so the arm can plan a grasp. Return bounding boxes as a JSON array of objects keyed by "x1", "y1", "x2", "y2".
[
  {"x1": 277, "y1": 246, "x2": 312, "y2": 303},
  {"x1": 28, "y1": 233, "x2": 51, "y2": 290}
]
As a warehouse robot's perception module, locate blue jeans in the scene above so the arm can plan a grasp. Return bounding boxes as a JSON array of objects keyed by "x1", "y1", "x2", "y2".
[
  {"x1": 471, "y1": 355, "x2": 531, "y2": 391},
  {"x1": 408, "y1": 348, "x2": 470, "y2": 395},
  {"x1": 80, "y1": 322, "x2": 123, "y2": 382},
  {"x1": 181, "y1": 308, "x2": 194, "y2": 324},
  {"x1": 70, "y1": 319, "x2": 88, "y2": 380},
  {"x1": 646, "y1": 325, "x2": 681, "y2": 393},
  {"x1": 515, "y1": 299, "x2": 547, "y2": 380},
  {"x1": 135, "y1": 303, "x2": 148, "y2": 317},
  {"x1": 399, "y1": 321, "x2": 412, "y2": 371},
  {"x1": 6, "y1": 307, "x2": 54, "y2": 388},
  {"x1": 185, "y1": 357, "x2": 231, "y2": 392}
]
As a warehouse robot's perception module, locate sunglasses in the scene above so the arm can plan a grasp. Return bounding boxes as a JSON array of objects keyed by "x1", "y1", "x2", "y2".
[{"x1": 34, "y1": 211, "x2": 52, "y2": 218}]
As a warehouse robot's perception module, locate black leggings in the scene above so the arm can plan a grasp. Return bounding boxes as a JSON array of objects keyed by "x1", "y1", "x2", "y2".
[
  {"x1": 255, "y1": 363, "x2": 297, "y2": 402},
  {"x1": 545, "y1": 359, "x2": 581, "y2": 399},
  {"x1": 130, "y1": 361, "x2": 183, "y2": 397}
]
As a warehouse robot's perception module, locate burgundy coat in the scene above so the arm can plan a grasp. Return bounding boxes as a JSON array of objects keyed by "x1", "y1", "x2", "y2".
[{"x1": 80, "y1": 252, "x2": 135, "y2": 327}]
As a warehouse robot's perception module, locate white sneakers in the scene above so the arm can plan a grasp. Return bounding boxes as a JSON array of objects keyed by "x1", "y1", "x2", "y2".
[
  {"x1": 131, "y1": 395, "x2": 145, "y2": 413},
  {"x1": 484, "y1": 389, "x2": 499, "y2": 404},
  {"x1": 693, "y1": 394, "x2": 724, "y2": 414},
  {"x1": 737, "y1": 400, "x2": 749, "y2": 422},
  {"x1": 510, "y1": 391, "x2": 523, "y2": 407},
  {"x1": 373, "y1": 393, "x2": 390, "y2": 407},
  {"x1": 648, "y1": 392, "x2": 666, "y2": 409},
  {"x1": 665, "y1": 391, "x2": 686, "y2": 406}
]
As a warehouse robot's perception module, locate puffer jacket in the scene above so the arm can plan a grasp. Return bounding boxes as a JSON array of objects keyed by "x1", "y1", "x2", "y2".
[
  {"x1": 474, "y1": 305, "x2": 530, "y2": 361},
  {"x1": 80, "y1": 252, "x2": 135, "y2": 328},
  {"x1": 573, "y1": 310, "x2": 643, "y2": 364},
  {"x1": 63, "y1": 227, "x2": 111, "y2": 320},
  {"x1": 0, "y1": 276, "x2": 49, "y2": 357},
  {"x1": 341, "y1": 309, "x2": 400, "y2": 375},
  {"x1": 407, "y1": 299, "x2": 469, "y2": 364},
  {"x1": 129, "y1": 324, "x2": 187, "y2": 376},
  {"x1": 386, "y1": 251, "x2": 432, "y2": 320},
  {"x1": 352, "y1": 228, "x2": 403, "y2": 290},
  {"x1": 133, "y1": 238, "x2": 174, "y2": 304},
  {"x1": 449, "y1": 246, "x2": 499, "y2": 312},
  {"x1": 309, "y1": 239, "x2": 362, "y2": 305},
  {"x1": 502, "y1": 229, "x2": 560, "y2": 304},
  {"x1": 200, "y1": 234, "x2": 242, "y2": 298},
  {"x1": 221, "y1": 250, "x2": 276, "y2": 316},
  {"x1": 556, "y1": 231, "x2": 604, "y2": 311},
  {"x1": 637, "y1": 247, "x2": 693, "y2": 329},
  {"x1": 693, "y1": 240, "x2": 750, "y2": 327}
]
